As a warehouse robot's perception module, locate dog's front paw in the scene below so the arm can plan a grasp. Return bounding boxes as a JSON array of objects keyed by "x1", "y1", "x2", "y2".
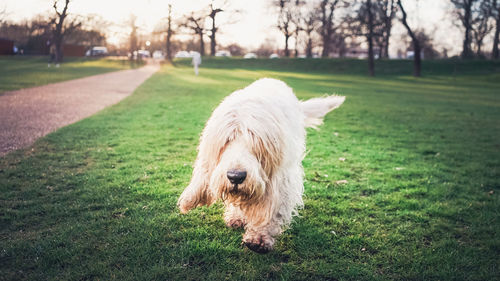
[
  {"x1": 226, "y1": 218, "x2": 245, "y2": 229},
  {"x1": 177, "y1": 193, "x2": 196, "y2": 214},
  {"x1": 243, "y1": 232, "x2": 274, "y2": 254}
]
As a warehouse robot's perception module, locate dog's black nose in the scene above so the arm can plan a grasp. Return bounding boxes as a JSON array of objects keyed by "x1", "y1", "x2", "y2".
[{"x1": 227, "y1": 170, "x2": 247, "y2": 184}]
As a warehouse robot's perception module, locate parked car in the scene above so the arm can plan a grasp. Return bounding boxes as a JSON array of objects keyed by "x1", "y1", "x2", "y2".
[
  {"x1": 243, "y1": 53, "x2": 257, "y2": 59},
  {"x1": 189, "y1": 51, "x2": 201, "y2": 58},
  {"x1": 85, "y1": 46, "x2": 108, "y2": 56},
  {"x1": 174, "y1": 51, "x2": 191, "y2": 58},
  {"x1": 152, "y1": 50, "x2": 165, "y2": 59},
  {"x1": 215, "y1": 50, "x2": 231, "y2": 57},
  {"x1": 269, "y1": 53, "x2": 279, "y2": 59},
  {"x1": 137, "y1": 50, "x2": 150, "y2": 58}
]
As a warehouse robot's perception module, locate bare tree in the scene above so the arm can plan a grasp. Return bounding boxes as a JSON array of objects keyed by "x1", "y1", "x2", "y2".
[
  {"x1": 366, "y1": 0, "x2": 375, "y2": 76},
  {"x1": 471, "y1": 0, "x2": 493, "y2": 57},
  {"x1": 493, "y1": 0, "x2": 500, "y2": 58},
  {"x1": 208, "y1": 2, "x2": 223, "y2": 56},
  {"x1": 300, "y1": 8, "x2": 320, "y2": 58},
  {"x1": 255, "y1": 37, "x2": 278, "y2": 57},
  {"x1": 166, "y1": 4, "x2": 173, "y2": 61},
  {"x1": 180, "y1": 12, "x2": 206, "y2": 56},
  {"x1": 276, "y1": 0, "x2": 295, "y2": 57},
  {"x1": 451, "y1": 0, "x2": 480, "y2": 59},
  {"x1": 318, "y1": 0, "x2": 341, "y2": 57},
  {"x1": 378, "y1": 0, "x2": 397, "y2": 58},
  {"x1": 397, "y1": 0, "x2": 421, "y2": 77},
  {"x1": 414, "y1": 30, "x2": 440, "y2": 59},
  {"x1": 50, "y1": 0, "x2": 81, "y2": 62},
  {"x1": 0, "y1": 5, "x2": 8, "y2": 24},
  {"x1": 349, "y1": 0, "x2": 379, "y2": 75},
  {"x1": 291, "y1": 12, "x2": 303, "y2": 57},
  {"x1": 128, "y1": 14, "x2": 139, "y2": 61},
  {"x1": 68, "y1": 14, "x2": 108, "y2": 47},
  {"x1": 225, "y1": 43, "x2": 245, "y2": 56}
]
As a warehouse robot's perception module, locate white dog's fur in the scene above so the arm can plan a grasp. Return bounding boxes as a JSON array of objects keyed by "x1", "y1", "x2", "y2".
[{"x1": 177, "y1": 78, "x2": 345, "y2": 253}]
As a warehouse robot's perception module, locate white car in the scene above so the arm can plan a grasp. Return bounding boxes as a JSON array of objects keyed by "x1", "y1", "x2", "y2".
[
  {"x1": 189, "y1": 51, "x2": 201, "y2": 58},
  {"x1": 174, "y1": 51, "x2": 191, "y2": 58},
  {"x1": 269, "y1": 53, "x2": 279, "y2": 59},
  {"x1": 137, "y1": 50, "x2": 150, "y2": 58},
  {"x1": 243, "y1": 53, "x2": 257, "y2": 59},
  {"x1": 152, "y1": 50, "x2": 165, "y2": 59},
  {"x1": 215, "y1": 50, "x2": 231, "y2": 57},
  {"x1": 85, "y1": 46, "x2": 108, "y2": 56}
]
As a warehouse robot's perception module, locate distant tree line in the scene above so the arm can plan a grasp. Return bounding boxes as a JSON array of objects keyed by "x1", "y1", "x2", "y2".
[
  {"x1": 0, "y1": 0, "x2": 106, "y2": 61},
  {"x1": 272, "y1": 0, "x2": 500, "y2": 77},
  {"x1": 1, "y1": 0, "x2": 499, "y2": 74}
]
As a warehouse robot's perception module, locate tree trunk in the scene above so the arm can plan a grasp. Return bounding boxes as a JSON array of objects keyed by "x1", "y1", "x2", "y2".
[
  {"x1": 208, "y1": 6, "x2": 223, "y2": 56},
  {"x1": 294, "y1": 33, "x2": 299, "y2": 57},
  {"x1": 462, "y1": 2, "x2": 473, "y2": 59},
  {"x1": 383, "y1": 15, "x2": 392, "y2": 58},
  {"x1": 199, "y1": 32, "x2": 205, "y2": 56},
  {"x1": 210, "y1": 19, "x2": 216, "y2": 56},
  {"x1": 367, "y1": 0, "x2": 375, "y2": 76},
  {"x1": 320, "y1": 0, "x2": 332, "y2": 58},
  {"x1": 321, "y1": 34, "x2": 330, "y2": 57},
  {"x1": 306, "y1": 37, "x2": 313, "y2": 58},
  {"x1": 398, "y1": 0, "x2": 421, "y2": 77},
  {"x1": 284, "y1": 34, "x2": 290, "y2": 57},
  {"x1": 493, "y1": 13, "x2": 500, "y2": 59},
  {"x1": 476, "y1": 40, "x2": 482, "y2": 57},
  {"x1": 378, "y1": 40, "x2": 383, "y2": 59},
  {"x1": 166, "y1": 4, "x2": 173, "y2": 61},
  {"x1": 55, "y1": 37, "x2": 63, "y2": 63},
  {"x1": 413, "y1": 40, "x2": 422, "y2": 77},
  {"x1": 54, "y1": 22, "x2": 64, "y2": 63},
  {"x1": 52, "y1": 0, "x2": 70, "y2": 63}
]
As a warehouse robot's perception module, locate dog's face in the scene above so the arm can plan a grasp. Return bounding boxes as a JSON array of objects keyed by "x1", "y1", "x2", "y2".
[{"x1": 207, "y1": 127, "x2": 282, "y2": 204}]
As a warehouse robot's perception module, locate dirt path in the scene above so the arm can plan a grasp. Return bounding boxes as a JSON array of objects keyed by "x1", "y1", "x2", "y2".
[{"x1": 0, "y1": 62, "x2": 160, "y2": 156}]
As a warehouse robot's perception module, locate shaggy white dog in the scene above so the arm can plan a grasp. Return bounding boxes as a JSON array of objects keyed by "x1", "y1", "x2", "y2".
[{"x1": 178, "y1": 78, "x2": 345, "y2": 253}]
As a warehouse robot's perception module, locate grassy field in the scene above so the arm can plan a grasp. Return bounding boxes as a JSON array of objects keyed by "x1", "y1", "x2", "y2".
[
  {"x1": 0, "y1": 56, "x2": 144, "y2": 93},
  {"x1": 1, "y1": 58, "x2": 499, "y2": 280}
]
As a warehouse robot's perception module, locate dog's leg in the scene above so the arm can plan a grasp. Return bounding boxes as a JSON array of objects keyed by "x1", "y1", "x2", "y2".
[
  {"x1": 242, "y1": 221, "x2": 281, "y2": 254},
  {"x1": 242, "y1": 171, "x2": 304, "y2": 253},
  {"x1": 240, "y1": 197, "x2": 282, "y2": 253},
  {"x1": 224, "y1": 203, "x2": 246, "y2": 229},
  {"x1": 177, "y1": 160, "x2": 213, "y2": 213}
]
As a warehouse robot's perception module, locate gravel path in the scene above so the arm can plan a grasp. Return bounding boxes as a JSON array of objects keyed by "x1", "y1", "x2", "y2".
[{"x1": 0, "y1": 62, "x2": 160, "y2": 156}]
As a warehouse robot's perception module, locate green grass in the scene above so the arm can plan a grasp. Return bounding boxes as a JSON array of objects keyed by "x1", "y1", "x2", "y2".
[
  {"x1": 1, "y1": 58, "x2": 499, "y2": 280},
  {"x1": 0, "y1": 56, "x2": 144, "y2": 93}
]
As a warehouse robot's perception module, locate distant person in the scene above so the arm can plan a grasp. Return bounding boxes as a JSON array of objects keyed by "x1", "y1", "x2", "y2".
[
  {"x1": 192, "y1": 52, "x2": 201, "y2": 75},
  {"x1": 48, "y1": 44, "x2": 59, "y2": 68}
]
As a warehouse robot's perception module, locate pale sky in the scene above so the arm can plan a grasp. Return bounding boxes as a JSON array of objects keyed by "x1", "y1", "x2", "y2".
[{"x1": 2, "y1": 0, "x2": 465, "y2": 56}]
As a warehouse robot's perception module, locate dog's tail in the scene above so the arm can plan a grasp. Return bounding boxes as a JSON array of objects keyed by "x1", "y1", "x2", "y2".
[{"x1": 300, "y1": 95, "x2": 345, "y2": 129}]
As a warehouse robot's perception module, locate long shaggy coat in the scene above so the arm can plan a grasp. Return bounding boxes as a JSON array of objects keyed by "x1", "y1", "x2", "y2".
[{"x1": 178, "y1": 78, "x2": 345, "y2": 253}]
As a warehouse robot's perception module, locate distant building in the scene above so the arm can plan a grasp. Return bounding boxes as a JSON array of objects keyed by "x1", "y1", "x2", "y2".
[
  {"x1": 62, "y1": 44, "x2": 86, "y2": 57},
  {"x1": 0, "y1": 38, "x2": 14, "y2": 55}
]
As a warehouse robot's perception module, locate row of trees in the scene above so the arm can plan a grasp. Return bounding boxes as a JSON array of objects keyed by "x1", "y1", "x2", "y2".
[
  {"x1": 2, "y1": 0, "x2": 499, "y2": 75},
  {"x1": 274, "y1": 0, "x2": 500, "y2": 77},
  {"x1": 0, "y1": 0, "x2": 106, "y2": 61},
  {"x1": 451, "y1": 0, "x2": 500, "y2": 59}
]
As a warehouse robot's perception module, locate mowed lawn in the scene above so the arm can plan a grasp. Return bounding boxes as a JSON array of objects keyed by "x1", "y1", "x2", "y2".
[
  {"x1": 0, "y1": 56, "x2": 143, "y2": 93},
  {"x1": 1, "y1": 59, "x2": 499, "y2": 280}
]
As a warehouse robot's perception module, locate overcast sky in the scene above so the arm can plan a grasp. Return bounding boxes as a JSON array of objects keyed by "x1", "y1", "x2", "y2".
[{"x1": 3, "y1": 0, "x2": 467, "y2": 56}]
